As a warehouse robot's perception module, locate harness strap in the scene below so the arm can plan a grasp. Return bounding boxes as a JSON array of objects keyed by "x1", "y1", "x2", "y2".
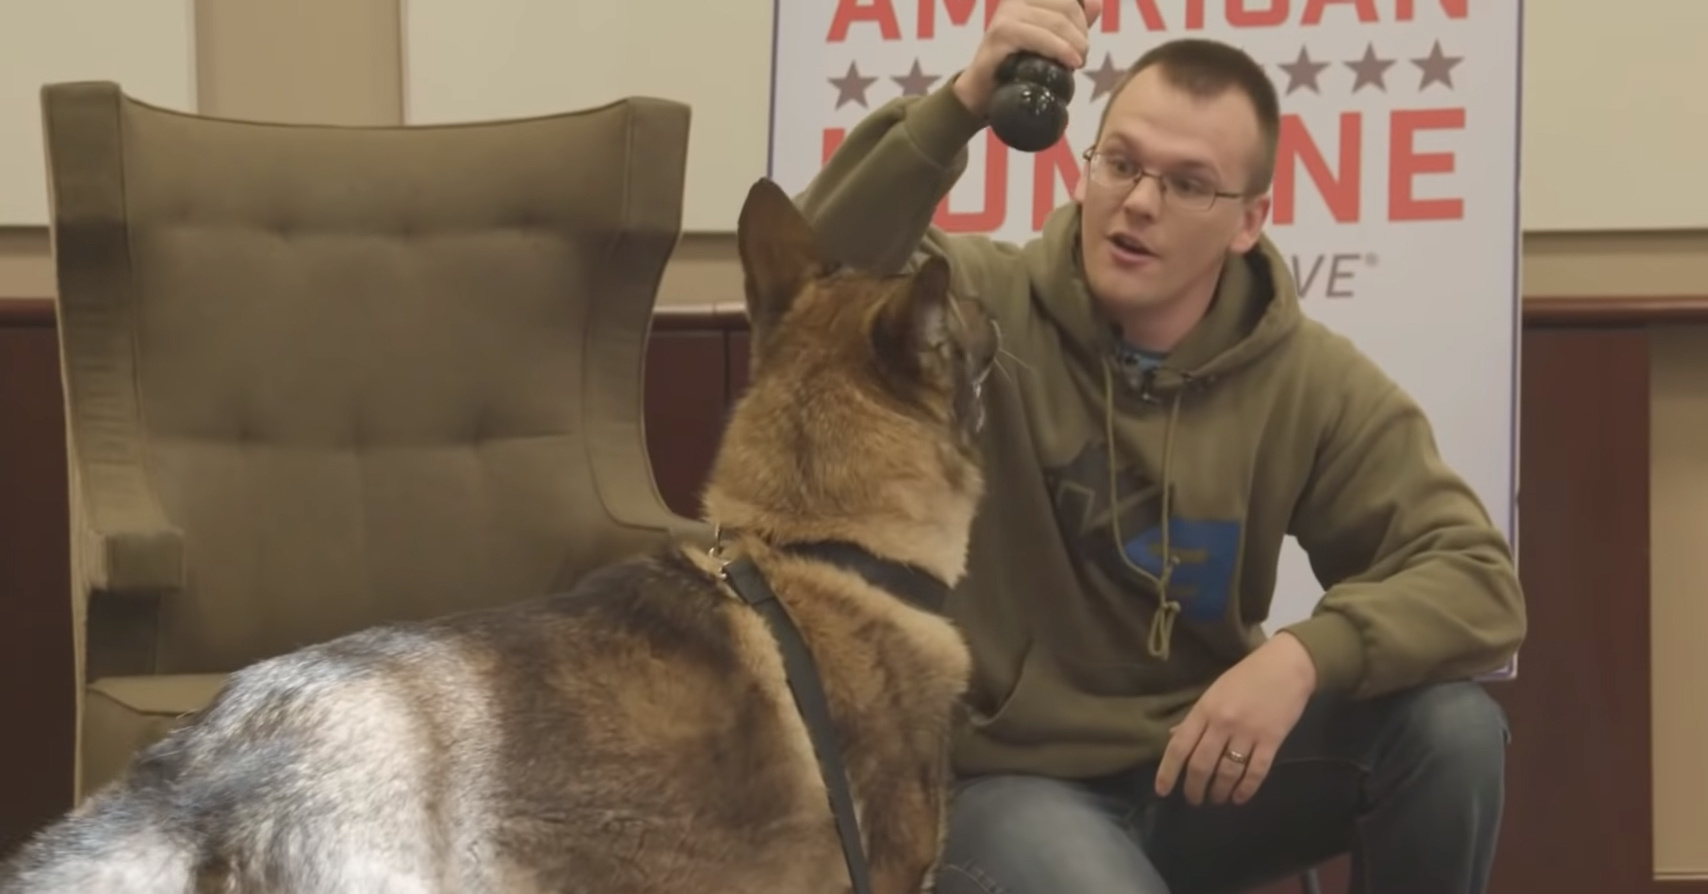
[
  {"x1": 720, "y1": 555, "x2": 874, "y2": 894},
  {"x1": 778, "y1": 539, "x2": 950, "y2": 614}
]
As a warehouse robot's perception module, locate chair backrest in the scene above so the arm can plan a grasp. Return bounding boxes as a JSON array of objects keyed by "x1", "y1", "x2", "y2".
[{"x1": 42, "y1": 81, "x2": 698, "y2": 676}]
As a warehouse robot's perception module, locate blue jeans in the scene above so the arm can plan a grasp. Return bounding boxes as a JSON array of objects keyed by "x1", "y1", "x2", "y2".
[{"x1": 934, "y1": 680, "x2": 1510, "y2": 894}]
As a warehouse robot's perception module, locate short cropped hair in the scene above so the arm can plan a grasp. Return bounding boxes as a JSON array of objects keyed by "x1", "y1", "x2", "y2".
[{"x1": 1097, "y1": 38, "x2": 1281, "y2": 195}]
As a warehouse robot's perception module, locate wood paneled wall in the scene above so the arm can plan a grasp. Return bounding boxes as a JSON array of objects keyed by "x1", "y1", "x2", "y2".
[
  {"x1": 0, "y1": 301, "x2": 72, "y2": 859},
  {"x1": 3, "y1": 295, "x2": 1707, "y2": 893}
]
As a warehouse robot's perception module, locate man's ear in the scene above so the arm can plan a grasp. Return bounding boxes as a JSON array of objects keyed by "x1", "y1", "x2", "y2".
[
  {"x1": 871, "y1": 255, "x2": 953, "y2": 374},
  {"x1": 1229, "y1": 193, "x2": 1271, "y2": 254},
  {"x1": 736, "y1": 178, "x2": 821, "y2": 334}
]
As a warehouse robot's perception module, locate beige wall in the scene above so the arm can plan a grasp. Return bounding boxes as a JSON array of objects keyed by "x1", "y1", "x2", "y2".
[{"x1": 1, "y1": 0, "x2": 1705, "y2": 873}]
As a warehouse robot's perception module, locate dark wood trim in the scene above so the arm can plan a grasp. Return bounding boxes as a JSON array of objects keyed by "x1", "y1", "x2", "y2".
[
  {"x1": 11, "y1": 294, "x2": 1708, "y2": 330},
  {"x1": 649, "y1": 295, "x2": 1708, "y2": 331},
  {"x1": 651, "y1": 302, "x2": 747, "y2": 332},
  {"x1": 0, "y1": 298, "x2": 54, "y2": 327},
  {"x1": 1524, "y1": 295, "x2": 1708, "y2": 326}
]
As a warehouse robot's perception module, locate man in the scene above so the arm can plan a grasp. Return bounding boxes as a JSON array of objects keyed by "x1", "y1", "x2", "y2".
[{"x1": 793, "y1": 1, "x2": 1526, "y2": 891}]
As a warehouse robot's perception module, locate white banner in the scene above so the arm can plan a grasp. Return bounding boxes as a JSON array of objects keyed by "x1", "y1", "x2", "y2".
[{"x1": 769, "y1": 0, "x2": 1521, "y2": 680}]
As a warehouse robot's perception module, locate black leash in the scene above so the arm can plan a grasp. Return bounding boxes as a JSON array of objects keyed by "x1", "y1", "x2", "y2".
[{"x1": 713, "y1": 537, "x2": 950, "y2": 894}]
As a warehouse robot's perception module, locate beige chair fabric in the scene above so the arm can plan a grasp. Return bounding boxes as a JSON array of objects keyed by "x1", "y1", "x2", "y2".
[{"x1": 40, "y1": 81, "x2": 701, "y2": 798}]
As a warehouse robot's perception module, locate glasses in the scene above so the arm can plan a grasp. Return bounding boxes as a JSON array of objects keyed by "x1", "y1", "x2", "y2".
[{"x1": 1081, "y1": 149, "x2": 1245, "y2": 212}]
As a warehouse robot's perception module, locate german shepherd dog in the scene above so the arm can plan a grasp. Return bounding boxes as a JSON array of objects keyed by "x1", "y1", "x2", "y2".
[{"x1": 0, "y1": 177, "x2": 999, "y2": 893}]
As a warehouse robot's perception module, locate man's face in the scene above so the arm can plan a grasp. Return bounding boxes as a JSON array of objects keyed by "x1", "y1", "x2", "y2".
[{"x1": 1073, "y1": 66, "x2": 1272, "y2": 320}]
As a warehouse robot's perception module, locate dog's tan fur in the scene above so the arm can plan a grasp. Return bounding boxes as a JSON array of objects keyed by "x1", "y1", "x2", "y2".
[{"x1": 0, "y1": 177, "x2": 999, "y2": 894}]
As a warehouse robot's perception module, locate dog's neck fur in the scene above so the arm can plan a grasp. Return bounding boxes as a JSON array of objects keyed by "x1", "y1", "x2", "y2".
[
  {"x1": 699, "y1": 386, "x2": 982, "y2": 589},
  {"x1": 700, "y1": 485, "x2": 977, "y2": 589}
]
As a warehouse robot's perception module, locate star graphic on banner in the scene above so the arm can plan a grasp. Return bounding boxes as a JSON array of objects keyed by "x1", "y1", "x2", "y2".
[
  {"x1": 1412, "y1": 40, "x2": 1462, "y2": 90},
  {"x1": 829, "y1": 61, "x2": 877, "y2": 109},
  {"x1": 1083, "y1": 52, "x2": 1125, "y2": 101},
  {"x1": 1277, "y1": 45, "x2": 1329, "y2": 95},
  {"x1": 893, "y1": 59, "x2": 940, "y2": 97},
  {"x1": 1344, "y1": 42, "x2": 1395, "y2": 92}
]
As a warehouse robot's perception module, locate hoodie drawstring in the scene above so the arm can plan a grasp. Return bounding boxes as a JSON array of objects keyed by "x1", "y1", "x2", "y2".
[{"x1": 1102, "y1": 361, "x2": 1185, "y2": 661}]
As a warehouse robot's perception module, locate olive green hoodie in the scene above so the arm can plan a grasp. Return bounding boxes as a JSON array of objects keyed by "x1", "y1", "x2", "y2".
[{"x1": 796, "y1": 81, "x2": 1526, "y2": 780}]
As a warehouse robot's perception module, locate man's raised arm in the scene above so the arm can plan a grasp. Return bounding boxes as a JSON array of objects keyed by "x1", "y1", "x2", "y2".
[{"x1": 792, "y1": 0, "x2": 1097, "y2": 274}]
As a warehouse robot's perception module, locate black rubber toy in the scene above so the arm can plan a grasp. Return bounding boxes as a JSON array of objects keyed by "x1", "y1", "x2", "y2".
[
  {"x1": 987, "y1": 52, "x2": 1075, "y2": 152},
  {"x1": 985, "y1": 3, "x2": 1084, "y2": 153}
]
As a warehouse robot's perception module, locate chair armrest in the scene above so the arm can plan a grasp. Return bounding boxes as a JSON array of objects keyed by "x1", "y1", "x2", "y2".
[
  {"x1": 73, "y1": 464, "x2": 185, "y2": 596},
  {"x1": 80, "y1": 521, "x2": 184, "y2": 595}
]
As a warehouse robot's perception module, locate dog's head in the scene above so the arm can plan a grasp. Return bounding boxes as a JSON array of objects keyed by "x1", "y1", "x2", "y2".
[{"x1": 700, "y1": 178, "x2": 999, "y2": 579}]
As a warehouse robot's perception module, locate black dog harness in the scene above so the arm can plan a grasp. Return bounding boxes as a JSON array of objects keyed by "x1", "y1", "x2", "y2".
[{"x1": 712, "y1": 535, "x2": 950, "y2": 894}]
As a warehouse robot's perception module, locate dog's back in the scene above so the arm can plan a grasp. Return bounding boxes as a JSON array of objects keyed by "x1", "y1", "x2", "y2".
[{"x1": 2, "y1": 550, "x2": 859, "y2": 893}]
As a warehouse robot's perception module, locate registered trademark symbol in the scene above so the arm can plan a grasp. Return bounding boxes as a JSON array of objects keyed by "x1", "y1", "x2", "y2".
[{"x1": 1364, "y1": 253, "x2": 1380, "y2": 266}]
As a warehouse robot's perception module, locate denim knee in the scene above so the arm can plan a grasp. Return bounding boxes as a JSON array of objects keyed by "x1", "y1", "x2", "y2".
[
  {"x1": 1379, "y1": 680, "x2": 1510, "y2": 793},
  {"x1": 934, "y1": 774, "x2": 1169, "y2": 894}
]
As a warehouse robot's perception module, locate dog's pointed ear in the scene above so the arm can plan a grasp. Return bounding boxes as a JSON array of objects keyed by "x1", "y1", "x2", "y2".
[
  {"x1": 871, "y1": 254, "x2": 953, "y2": 373},
  {"x1": 907, "y1": 254, "x2": 953, "y2": 347},
  {"x1": 737, "y1": 178, "x2": 820, "y2": 334}
]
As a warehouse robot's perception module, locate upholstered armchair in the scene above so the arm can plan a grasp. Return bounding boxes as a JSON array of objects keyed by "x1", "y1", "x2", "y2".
[{"x1": 39, "y1": 81, "x2": 703, "y2": 799}]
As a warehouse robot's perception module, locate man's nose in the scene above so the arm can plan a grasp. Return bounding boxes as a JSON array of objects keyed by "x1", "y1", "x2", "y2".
[{"x1": 1121, "y1": 174, "x2": 1164, "y2": 217}]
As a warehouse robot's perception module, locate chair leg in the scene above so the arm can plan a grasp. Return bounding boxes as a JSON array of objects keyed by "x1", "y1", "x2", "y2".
[{"x1": 1300, "y1": 868, "x2": 1324, "y2": 894}]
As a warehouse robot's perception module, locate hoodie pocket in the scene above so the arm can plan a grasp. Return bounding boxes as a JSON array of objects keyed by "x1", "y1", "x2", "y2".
[
  {"x1": 1059, "y1": 649, "x2": 1183, "y2": 696},
  {"x1": 967, "y1": 639, "x2": 1033, "y2": 732},
  {"x1": 967, "y1": 640, "x2": 1092, "y2": 745},
  {"x1": 968, "y1": 637, "x2": 1202, "y2": 747}
]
